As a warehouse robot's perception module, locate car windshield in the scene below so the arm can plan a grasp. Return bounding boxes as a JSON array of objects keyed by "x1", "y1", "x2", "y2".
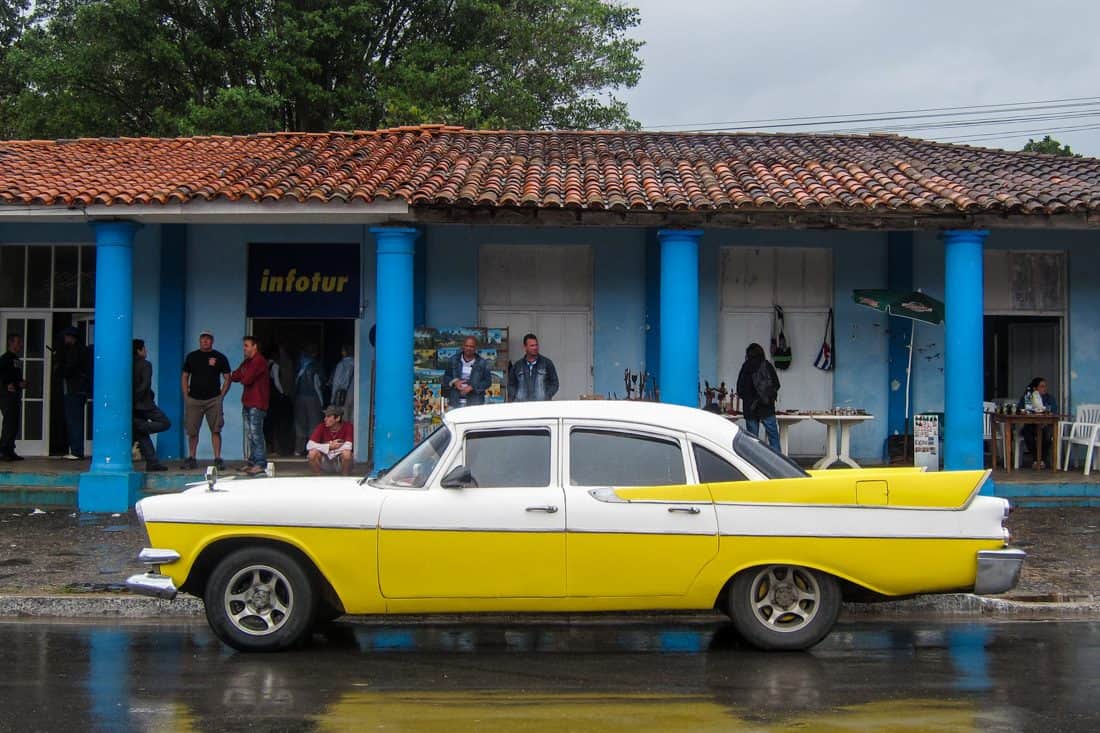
[
  {"x1": 732, "y1": 430, "x2": 809, "y2": 479},
  {"x1": 370, "y1": 426, "x2": 452, "y2": 488}
]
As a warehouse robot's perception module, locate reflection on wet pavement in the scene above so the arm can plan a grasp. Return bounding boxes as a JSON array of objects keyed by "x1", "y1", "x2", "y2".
[{"x1": 1, "y1": 619, "x2": 1096, "y2": 731}]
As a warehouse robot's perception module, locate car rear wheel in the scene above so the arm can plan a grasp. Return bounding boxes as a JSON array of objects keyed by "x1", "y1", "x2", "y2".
[
  {"x1": 204, "y1": 547, "x2": 316, "y2": 652},
  {"x1": 727, "y1": 565, "x2": 840, "y2": 651}
]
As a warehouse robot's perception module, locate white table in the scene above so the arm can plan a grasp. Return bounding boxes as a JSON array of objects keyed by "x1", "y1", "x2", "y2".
[
  {"x1": 810, "y1": 414, "x2": 875, "y2": 469},
  {"x1": 726, "y1": 413, "x2": 814, "y2": 456}
]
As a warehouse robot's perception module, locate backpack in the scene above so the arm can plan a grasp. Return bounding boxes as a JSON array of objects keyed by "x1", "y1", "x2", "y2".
[{"x1": 751, "y1": 360, "x2": 778, "y2": 406}]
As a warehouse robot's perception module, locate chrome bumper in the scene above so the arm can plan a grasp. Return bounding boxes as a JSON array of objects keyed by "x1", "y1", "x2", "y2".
[
  {"x1": 126, "y1": 572, "x2": 178, "y2": 600},
  {"x1": 126, "y1": 547, "x2": 182, "y2": 600},
  {"x1": 974, "y1": 548, "x2": 1026, "y2": 595}
]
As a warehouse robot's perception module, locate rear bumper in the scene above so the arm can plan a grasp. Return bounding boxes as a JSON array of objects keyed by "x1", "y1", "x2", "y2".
[
  {"x1": 974, "y1": 548, "x2": 1026, "y2": 595},
  {"x1": 126, "y1": 572, "x2": 178, "y2": 600}
]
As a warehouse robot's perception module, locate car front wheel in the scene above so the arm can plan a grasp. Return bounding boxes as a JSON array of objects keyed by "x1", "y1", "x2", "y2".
[
  {"x1": 727, "y1": 565, "x2": 840, "y2": 651},
  {"x1": 204, "y1": 547, "x2": 316, "y2": 652}
]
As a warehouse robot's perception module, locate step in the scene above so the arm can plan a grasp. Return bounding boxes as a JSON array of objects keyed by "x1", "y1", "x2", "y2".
[{"x1": 0, "y1": 485, "x2": 76, "y2": 510}]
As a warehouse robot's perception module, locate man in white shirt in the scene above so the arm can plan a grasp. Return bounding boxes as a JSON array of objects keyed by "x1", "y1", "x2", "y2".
[{"x1": 442, "y1": 336, "x2": 491, "y2": 408}]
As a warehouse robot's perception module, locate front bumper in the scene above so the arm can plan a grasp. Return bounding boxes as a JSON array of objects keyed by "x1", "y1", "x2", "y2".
[
  {"x1": 126, "y1": 572, "x2": 178, "y2": 600},
  {"x1": 125, "y1": 547, "x2": 181, "y2": 600},
  {"x1": 974, "y1": 548, "x2": 1027, "y2": 595}
]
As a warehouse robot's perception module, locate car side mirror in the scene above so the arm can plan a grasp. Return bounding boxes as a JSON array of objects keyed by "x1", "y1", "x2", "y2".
[{"x1": 440, "y1": 465, "x2": 477, "y2": 489}]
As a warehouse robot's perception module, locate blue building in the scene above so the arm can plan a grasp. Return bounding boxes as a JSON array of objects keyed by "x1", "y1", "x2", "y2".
[{"x1": 1, "y1": 128, "x2": 1097, "y2": 510}]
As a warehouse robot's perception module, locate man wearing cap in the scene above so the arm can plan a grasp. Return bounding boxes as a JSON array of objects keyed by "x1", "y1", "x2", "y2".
[
  {"x1": 55, "y1": 326, "x2": 91, "y2": 460},
  {"x1": 306, "y1": 406, "x2": 354, "y2": 476},
  {"x1": 181, "y1": 330, "x2": 231, "y2": 470}
]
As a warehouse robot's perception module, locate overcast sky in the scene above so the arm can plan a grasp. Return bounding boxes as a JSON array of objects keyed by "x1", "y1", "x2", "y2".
[{"x1": 619, "y1": 0, "x2": 1100, "y2": 157}]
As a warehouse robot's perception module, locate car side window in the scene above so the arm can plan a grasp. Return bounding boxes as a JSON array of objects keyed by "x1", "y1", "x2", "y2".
[
  {"x1": 570, "y1": 429, "x2": 686, "y2": 486},
  {"x1": 693, "y1": 444, "x2": 748, "y2": 483},
  {"x1": 464, "y1": 429, "x2": 551, "y2": 488}
]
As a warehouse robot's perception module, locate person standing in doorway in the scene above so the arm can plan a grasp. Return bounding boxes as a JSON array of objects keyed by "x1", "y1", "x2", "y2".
[
  {"x1": 443, "y1": 336, "x2": 491, "y2": 408},
  {"x1": 736, "y1": 342, "x2": 782, "y2": 453},
  {"x1": 56, "y1": 326, "x2": 91, "y2": 460},
  {"x1": 508, "y1": 333, "x2": 559, "y2": 402},
  {"x1": 133, "y1": 339, "x2": 170, "y2": 471},
  {"x1": 0, "y1": 334, "x2": 27, "y2": 461},
  {"x1": 264, "y1": 343, "x2": 295, "y2": 457},
  {"x1": 293, "y1": 344, "x2": 324, "y2": 455},
  {"x1": 230, "y1": 336, "x2": 270, "y2": 476},
  {"x1": 329, "y1": 343, "x2": 355, "y2": 417},
  {"x1": 181, "y1": 330, "x2": 231, "y2": 470}
]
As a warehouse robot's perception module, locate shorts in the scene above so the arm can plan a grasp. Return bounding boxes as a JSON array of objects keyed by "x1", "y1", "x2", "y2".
[{"x1": 184, "y1": 395, "x2": 224, "y2": 437}]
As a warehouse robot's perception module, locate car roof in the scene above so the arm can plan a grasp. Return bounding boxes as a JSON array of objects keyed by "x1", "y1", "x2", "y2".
[{"x1": 442, "y1": 400, "x2": 739, "y2": 447}]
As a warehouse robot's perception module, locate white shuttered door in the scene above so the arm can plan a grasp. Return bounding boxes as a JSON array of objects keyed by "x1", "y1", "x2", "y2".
[
  {"x1": 718, "y1": 247, "x2": 833, "y2": 457},
  {"x1": 478, "y1": 245, "x2": 594, "y2": 400}
]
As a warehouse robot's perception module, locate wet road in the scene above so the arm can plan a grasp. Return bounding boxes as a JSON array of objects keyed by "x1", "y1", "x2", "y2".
[{"x1": 0, "y1": 618, "x2": 1096, "y2": 732}]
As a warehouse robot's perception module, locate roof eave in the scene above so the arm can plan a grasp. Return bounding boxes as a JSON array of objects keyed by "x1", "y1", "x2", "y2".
[{"x1": 0, "y1": 198, "x2": 411, "y2": 224}]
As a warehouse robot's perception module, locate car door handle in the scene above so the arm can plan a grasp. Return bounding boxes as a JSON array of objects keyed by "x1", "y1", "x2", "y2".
[
  {"x1": 668, "y1": 506, "x2": 701, "y2": 514},
  {"x1": 525, "y1": 505, "x2": 559, "y2": 514}
]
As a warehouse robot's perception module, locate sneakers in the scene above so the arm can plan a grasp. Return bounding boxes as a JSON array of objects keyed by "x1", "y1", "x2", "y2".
[
  {"x1": 213, "y1": 458, "x2": 226, "y2": 471},
  {"x1": 243, "y1": 465, "x2": 266, "y2": 476},
  {"x1": 181, "y1": 457, "x2": 198, "y2": 470},
  {"x1": 62, "y1": 453, "x2": 82, "y2": 460}
]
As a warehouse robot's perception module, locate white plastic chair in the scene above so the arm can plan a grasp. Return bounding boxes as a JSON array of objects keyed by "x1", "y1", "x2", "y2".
[{"x1": 1060, "y1": 404, "x2": 1100, "y2": 476}]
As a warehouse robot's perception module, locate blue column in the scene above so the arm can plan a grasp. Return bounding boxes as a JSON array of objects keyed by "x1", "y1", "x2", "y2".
[
  {"x1": 370, "y1": 226, "x2": 417, "y2": 470},
  {"x1": 79, "y1": 221, "x2": 143, "y2": 512},
  {"x1": 658, "y1": 229, "x2": 703, "y2": 407},
  {"x1": 944, "y1": 229, "x2": 989, "y2": 479},
  {"x1": 156, "y1": 224, "x2": 186, "y2": 460}
]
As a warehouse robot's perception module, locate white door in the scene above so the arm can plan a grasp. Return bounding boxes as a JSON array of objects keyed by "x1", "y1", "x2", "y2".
[
  {"x1": 1, "y1": 312, "x2": 51, "y2": 456},
  {"x1": 718, "y1": 310, "x2": 831, "y2": 456},
  {"x1": 478, "y1": 244, "x2": 594, "y2": 400},
  {"x1": 1008, "y1": 322, "x2": 1060, "y2": 404}
]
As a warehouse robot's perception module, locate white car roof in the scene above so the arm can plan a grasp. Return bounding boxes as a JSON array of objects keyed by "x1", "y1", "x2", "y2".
[{"x1": 442, "y1": 400, "x2": 740, "y2": 447}]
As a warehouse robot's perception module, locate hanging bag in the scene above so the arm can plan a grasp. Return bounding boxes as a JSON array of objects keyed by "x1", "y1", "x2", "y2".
[
  {"x1": 813, "y1": 308, "x2": 835, "y2": 371},
  {"x1": 771, "y1": 305, "x2": 792, "y2": 370}
]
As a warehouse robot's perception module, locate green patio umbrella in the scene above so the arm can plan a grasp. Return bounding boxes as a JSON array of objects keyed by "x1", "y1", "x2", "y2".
[{"x1": 852, "y1": 289, "x2": 945, "y2": 424}]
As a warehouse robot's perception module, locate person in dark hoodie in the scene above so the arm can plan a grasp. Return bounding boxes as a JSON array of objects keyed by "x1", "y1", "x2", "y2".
[
  {"x1": 133, "y1": 339, "x2": 171, "y2": 471},
  {"x1": 736, "y1": 342, "x2": 782, "y2": 453},
  {"x1": 56, "y1": 326, "x2": 91, "y2": 459}
]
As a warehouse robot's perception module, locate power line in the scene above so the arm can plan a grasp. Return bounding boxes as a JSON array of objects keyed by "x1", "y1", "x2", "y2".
[
  {"x1": 644, "y1": 95, "x2": 1100, "y2": 132},
  {"x1": 936, "y1": 122, "x2": 1100, "y2": 144}
]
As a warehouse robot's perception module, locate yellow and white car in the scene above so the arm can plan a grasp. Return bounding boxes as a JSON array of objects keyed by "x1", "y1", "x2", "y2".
[{"x1": 128, "y1": 401, "x2": 1024, "y2": 652}]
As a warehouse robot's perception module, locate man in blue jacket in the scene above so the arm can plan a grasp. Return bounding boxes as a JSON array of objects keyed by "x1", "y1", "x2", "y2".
[
  {"x1": 443, "y1": 336, "x2": 492, "y2": 408},
  {"x1": 508, "y1": 333, "x2": 559, "y2": 402}
]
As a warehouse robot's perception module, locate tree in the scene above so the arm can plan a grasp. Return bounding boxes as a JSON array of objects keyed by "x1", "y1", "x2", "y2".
[
  {"x1": 1021, "y1": 135, "x2": 1080, "y2": 157},
  {"x1": 1, "y1": 0, "x2": 643, "y2": 138},
  {"x1": 0, "y1": 0, "x2": 30, "y2": 137}
]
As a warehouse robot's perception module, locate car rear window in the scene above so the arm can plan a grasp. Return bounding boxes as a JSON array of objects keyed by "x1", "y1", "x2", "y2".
[
  {"x1": 693, "y1": 444, "x2": 748, "y2": 483},
  {"x1": 570, "y1": 429, "x2": 686, "y2": 486},
  {"x1": 732, "y1": 431, "x2": 808, "y2": 479}
]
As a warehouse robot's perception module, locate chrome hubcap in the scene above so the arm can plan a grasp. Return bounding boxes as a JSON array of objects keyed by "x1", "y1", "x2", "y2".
[
  {"x1": 748, "y1": 566, "x2": 820, "y2": 633},
  {"x1": 223, "y1": 564, "x2": 294, "y2": 636}
]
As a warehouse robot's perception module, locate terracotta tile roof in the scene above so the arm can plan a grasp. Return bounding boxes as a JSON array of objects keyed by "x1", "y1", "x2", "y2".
[{"x1": 3, "y1": 125, "x2": 1100, "y2": 216}]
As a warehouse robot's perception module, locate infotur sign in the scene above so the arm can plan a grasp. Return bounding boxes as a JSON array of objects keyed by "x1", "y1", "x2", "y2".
[{"x1": 247, "y1": 243, "x2": 361, "y2": 318}]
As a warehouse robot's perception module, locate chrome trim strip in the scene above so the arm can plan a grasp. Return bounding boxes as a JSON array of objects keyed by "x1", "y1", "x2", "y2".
[
  {"x1": 719, "y1": 532, "x2": 1006, "y2": 540},
  {"x1": 125, "y1": 573, "x2": 178, "y2": 600},
  {"x1": 137, "y1": 548, "x2": 180, "y2": 565},
  {"x1": 715, "y1": 501, "x2": 971, "y2": 512},
  {"x1": 974, "y1": 548, "x2": 1026, "y2": 595},
  {"x1": 382, "y1": 527, "x2": 717, "y2": 536},
  {"x1": 151, "y1": 519, "x2": 377, "y2": 530}
]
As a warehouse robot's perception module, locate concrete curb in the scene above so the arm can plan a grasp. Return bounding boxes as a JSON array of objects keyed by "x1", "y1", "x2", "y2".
[{"x1": 0, "y1": 592, "x2": 1097, "y2": 621}]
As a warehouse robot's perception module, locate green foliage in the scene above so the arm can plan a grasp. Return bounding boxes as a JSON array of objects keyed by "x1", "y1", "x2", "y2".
[
  {"x1": 1021, "y1": 135, "x2": 1080, "y2": 157},
  {"x1": 1, "y1": 0, "x2": 643, "y2": 138}
]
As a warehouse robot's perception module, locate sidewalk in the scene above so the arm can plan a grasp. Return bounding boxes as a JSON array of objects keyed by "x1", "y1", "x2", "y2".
[{"x1": 0, "y1": 505, "x2": 1096, "y2": 619}]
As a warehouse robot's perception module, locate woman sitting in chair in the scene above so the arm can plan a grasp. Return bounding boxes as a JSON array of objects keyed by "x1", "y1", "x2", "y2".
[{"x1": 1017, "y1": 376, "x2": 1057, "y2": 469}]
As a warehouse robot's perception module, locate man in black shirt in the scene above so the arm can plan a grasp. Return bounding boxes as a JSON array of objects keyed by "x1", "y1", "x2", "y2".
[
  {"x1": 180, "y1": 330, "x2": 231, "y2": 470},
  {"x1": 55, "y1": 326, "x2": 91, "y2": 459},
  {"x1": 0, "y1": 334, "x2": 27, "y2": 461}
]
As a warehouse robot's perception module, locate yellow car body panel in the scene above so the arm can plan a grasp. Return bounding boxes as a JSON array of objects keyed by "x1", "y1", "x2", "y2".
[
  {"x1": 144, "y1": 521, "x2": 386, "y2": 614},
  {"x1": 706, "y1": 469, "x2": 986, "y2": 508}
]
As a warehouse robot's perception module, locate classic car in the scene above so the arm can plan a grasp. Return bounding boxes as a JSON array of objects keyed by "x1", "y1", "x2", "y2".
[{"x1": 128, "y1": 401, "x2": 1024, "y2": 652}]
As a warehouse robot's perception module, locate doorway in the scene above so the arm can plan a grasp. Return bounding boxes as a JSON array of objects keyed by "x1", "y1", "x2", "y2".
[
  {"x1": 984, "y1": 315, "x2": 1062, "y2": 406},
  {"x1": 1, "y1": 312, "x2": 50, "y2": 456}
]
